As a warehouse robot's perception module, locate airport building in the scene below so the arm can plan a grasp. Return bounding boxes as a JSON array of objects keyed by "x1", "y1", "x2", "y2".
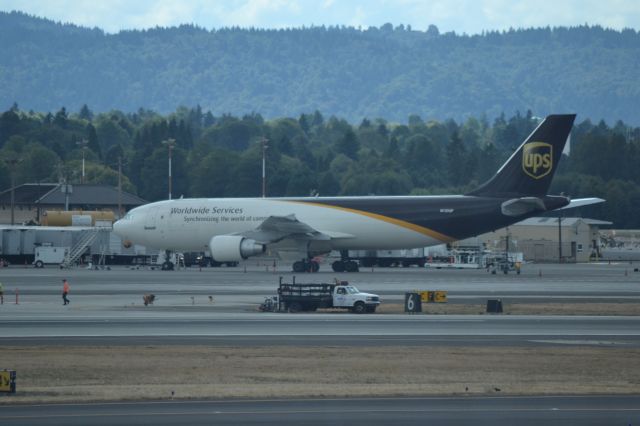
[
  {"x1": 0, "y1": 183, "x2": 150, "y2": 265},
  {"x1": 478, "y1": 217, "x2": 612, "y2": 263},
  {"x1": 0, "y1": 183, "x2": 146, "y2": 225}
]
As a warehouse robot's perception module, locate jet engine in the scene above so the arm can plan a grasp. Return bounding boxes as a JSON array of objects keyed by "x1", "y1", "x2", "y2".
[{"x1": 209, "y1": 235, "x2": 265, "y2": 261}]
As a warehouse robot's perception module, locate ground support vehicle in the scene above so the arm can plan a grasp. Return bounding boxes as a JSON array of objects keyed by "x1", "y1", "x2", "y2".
[
  {"x1": 276, "y1": 277, "x2": 380, "y2": 313},
  {"x1": 33, "y1": 246, "x2": 68, "y2": 268}
]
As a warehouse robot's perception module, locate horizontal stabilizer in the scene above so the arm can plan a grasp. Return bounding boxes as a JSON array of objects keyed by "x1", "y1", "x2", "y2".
[
  {"x1": 558, "y1": 197, "x2": 605, "y2": 210},
  {"x1": 501, "y1": 197, "x2": 547, "y2": 217}
]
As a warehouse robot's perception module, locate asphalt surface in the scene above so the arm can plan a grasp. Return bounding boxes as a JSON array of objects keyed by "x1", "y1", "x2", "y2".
[
  {"x1": 2, "y1": 261, "x2": 639, "y2": 302},
  {"x1": 2, "y1": 314, "x2": 640, "y2": 348},
  {"x1": 3, "y1": 395, "x2": 639, "y2": 425},
  {"x1": 1, "y1": 261, "x2": 639, "y2": 347},
  {"x1": 1, "y1": 262, "x2": 639, "y2": 424}
]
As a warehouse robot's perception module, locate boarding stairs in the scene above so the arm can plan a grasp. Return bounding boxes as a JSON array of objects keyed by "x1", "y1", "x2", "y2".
[{"x1": 61, "y1": 228, "x2": 109, "y2": 268}]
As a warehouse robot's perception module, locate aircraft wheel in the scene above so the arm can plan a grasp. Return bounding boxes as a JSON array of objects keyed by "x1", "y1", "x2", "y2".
[
  {"x1": 332, "y1": 261, "x2": 345, "y2": 272},
  {"x1": 310, "y1": 261, "x2": 320, "y2": 273},
  {"x1": 292, "y1": 261, "x2": 306, "y2": 273},
  {"x1": 345, "y1": 260, "x2": 359, "y2": 272},
  {"x1": 361, "y1": 258, "x2": 375, "y2": 268}
]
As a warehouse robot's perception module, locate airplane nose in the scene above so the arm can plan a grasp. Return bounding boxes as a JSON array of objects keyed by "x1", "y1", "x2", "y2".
[
  {"x1": 113, "y1": 219, "x2": 134, "y2": 248},
  {"x1": 113, "y1": 219, "x2": 125, "y2": 237}
]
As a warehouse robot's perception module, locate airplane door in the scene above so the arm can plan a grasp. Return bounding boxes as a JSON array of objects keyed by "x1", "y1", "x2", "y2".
[{"x1": 144, "y1": 207, "x2": 159, "y2": 230}]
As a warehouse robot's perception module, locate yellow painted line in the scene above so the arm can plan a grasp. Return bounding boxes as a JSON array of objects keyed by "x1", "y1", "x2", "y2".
[{"x1": 283, "y1": 200, "x2": 455, "y2": 243}]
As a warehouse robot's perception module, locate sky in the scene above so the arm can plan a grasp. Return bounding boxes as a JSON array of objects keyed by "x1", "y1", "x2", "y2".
[{"x1": 1, "y1": 0, "x2": 639, "y2": 34}]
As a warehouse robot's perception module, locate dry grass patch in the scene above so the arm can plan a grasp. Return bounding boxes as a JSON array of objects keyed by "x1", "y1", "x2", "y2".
[{"x1": 1, "y1": 345, "x2": 639, "y2": 403}]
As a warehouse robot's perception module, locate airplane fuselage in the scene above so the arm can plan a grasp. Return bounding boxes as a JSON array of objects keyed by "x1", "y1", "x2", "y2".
[{"x1": 114, "y1": 195, "x2": 569, "y2": 253}]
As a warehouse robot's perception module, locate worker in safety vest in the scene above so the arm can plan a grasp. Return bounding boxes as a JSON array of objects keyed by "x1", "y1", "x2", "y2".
[{"x1": 62, "y1": 279, "x2": 70, "y2": 305}]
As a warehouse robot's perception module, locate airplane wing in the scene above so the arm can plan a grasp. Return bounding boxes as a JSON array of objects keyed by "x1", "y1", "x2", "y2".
[
  {"x1": 209, "y1": 214, "x2": 356, "y2": 262},
  {"x1": 235, "y1": 214, "x2": 351, "y2": 244}
]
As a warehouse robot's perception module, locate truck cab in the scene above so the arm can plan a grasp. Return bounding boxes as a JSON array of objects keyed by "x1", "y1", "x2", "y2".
[{"x1": 333, "y1": 284, "x2": 380, "y2": 313}]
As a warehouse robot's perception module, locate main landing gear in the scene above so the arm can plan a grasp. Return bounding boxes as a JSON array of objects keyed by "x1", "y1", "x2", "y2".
[
  {"x1": 331, "y1": 260, "x2": 359, "y2": 272},
  {"x1": 292, "y1": 259, "x2": 320, "y2": 273}
]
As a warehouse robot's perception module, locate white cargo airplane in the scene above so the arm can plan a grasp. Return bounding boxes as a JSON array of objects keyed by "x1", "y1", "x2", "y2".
[{"x1": 113, "y1": 114, "x2": 602, "y2": 272}]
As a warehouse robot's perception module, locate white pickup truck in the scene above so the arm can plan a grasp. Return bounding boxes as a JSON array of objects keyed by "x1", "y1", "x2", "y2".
[{"x1": 276, "y1": 278, "x2": 381, "y2": 313}]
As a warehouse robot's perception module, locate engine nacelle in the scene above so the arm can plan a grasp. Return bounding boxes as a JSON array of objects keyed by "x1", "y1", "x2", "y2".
[{"x1": 209, "y1": 235, "x2": 265, "y2": 262}]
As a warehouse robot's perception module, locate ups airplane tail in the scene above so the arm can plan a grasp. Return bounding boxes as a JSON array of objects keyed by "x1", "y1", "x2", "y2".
[{"x1": 467, "y1": 114, "x2": 576, "y2": 198}]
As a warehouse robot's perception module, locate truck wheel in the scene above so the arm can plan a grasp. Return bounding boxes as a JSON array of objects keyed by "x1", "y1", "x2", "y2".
[
  {"x1": 352, "y1": 301, "x2": 366, "y2": 314},
  {"x1": 35, "y1": 260, "x2": 44, "y2": 268},
  {"x1": 288, "y1": 302, "x2": 302, "y2": 313}
]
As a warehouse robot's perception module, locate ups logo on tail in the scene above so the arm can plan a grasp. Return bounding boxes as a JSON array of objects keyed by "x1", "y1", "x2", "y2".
[{"x1": 522, "y1": 142, "x2": 552, "y2": 179}]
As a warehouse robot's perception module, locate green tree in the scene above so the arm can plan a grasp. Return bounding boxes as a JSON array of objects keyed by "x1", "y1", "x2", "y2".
[
  {"x1": 446, "y1": 131, "x2": 467, "y2": 186},
  {"x1": 86, "y1": 123, "x2": 102, "y2": 160},
  {"x1": 335, "y1": 128, "x2": 360, "y2": 160},
  {"x1": 190, "y1": 149, "x2": 239, "y2": 197}
]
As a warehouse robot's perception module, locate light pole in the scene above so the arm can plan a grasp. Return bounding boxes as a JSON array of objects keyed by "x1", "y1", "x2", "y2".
[
  {"x1": 162, "y1": 138, "x2": 176, "y2": 200},
  {"x1": 77, "y1": 139, "x2": 88, "y2": 184},
  {"x1": 260, "y1": 138, "x2": 268, "y2": 198},
  {"x1": 117, "y1": 156, "x2": 123, "y2": 219},
  {"x1": 558, "y1": 212, "x2": 563, "y2": 263},
  {"x1": 4, "y1": 157, "x2": 21, "y2": 225}
]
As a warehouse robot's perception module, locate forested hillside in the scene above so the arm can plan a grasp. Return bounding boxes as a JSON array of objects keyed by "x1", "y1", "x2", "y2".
[
  {"x1": 0, "y1": 104, "x2": 638, "y2": 227},
  {"x1": 1, "y1": 11, "x2": 639, "y2": 124}
]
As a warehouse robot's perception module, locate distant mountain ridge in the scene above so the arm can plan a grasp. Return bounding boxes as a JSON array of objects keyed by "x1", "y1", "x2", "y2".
[{"x1": 1, "y1": 11, "x2": 638, "y2": 124}]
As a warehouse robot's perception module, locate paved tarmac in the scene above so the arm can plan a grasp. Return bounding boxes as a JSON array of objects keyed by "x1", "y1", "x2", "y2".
[
  {"x1": 1, "y1": 260, "x2": 639, "y2": 304},
  {"x1": 3, "y1": 395, "x2": 639, "y2": 425},
  {"x1": 2, "y1": 314, "x2": 640, "y2": 347},
  {"x1": 0, "y1": 262, "x2": 639, "y2": 348},
  {"x1": 1, "y1": 262, "x2": 639, "y2": 424}
]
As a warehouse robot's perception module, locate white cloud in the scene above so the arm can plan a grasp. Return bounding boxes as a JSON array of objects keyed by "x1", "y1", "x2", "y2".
[{"x1": 0, "y1": 0, "x2": 638, "y2": 33}]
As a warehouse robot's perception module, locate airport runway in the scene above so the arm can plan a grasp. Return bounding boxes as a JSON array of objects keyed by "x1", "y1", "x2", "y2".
[
  {"x1": 1, "y1": 261, "x2": 639, "y2": 303},
  {"x1": 3, "y1": 395, "x2": 639, "y2": 425},
  {"x1": 0, "y1": 262, "x2": 639, "y2": 347},
  {"x1": 1, "y1": 263, "x2": 639, "y2": 423},
  {"x1": 2, "y1": 314, "x2": 640, "y2": 346}
]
